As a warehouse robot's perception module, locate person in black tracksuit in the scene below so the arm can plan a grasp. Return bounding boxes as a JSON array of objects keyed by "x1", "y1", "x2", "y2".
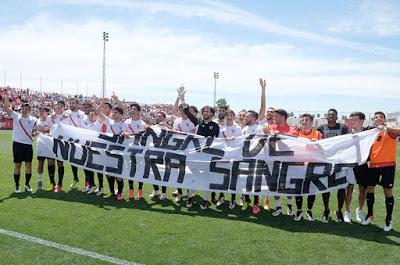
[{"x1": 183, "y1": 104, "x2": 220, "y2": 209}]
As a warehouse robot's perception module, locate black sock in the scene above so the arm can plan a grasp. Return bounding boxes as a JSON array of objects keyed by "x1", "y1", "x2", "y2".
[
  {"x1": 322, "y1": 192, "x2": 330, "y2": 211},
  {"x1": 88, "y1": 171, "x2": 95, "y2": 187},
  {"x1": 138, "y1": 182, "x2": 143, "y2": 190},
  {"x1": 97, "y1": 173, "x2": 103, "y2": 189},
  {"x1": 244, "y1": 195, "x2": 251, "y2": 203},
  {"x1": 178, "y1": 188, "x2": 183, "y2": 195},
  {"x1": 295, "y1": 196, "x2": 303, "y2": 210},
  {"x1": 14, "y1": 174, "x2": 20, "y2": 188},
  {"x1": 337, "y1": 188, "x2": 345, "y2": 211},
  {"x1": 129, "y1": 180, "x2": 134, "y2": 189},
  {"x1": 231, "y1": 194, "x2": 236, "y2": 202},
  {"x1": 58, "y1": 167, "x2": 64, "y2": 186},
  {"x1": 48, "y1": 165, "x2": 56, "y2": 185},
  {"x1": 153, "y1": 185, "x2": 159, "y2": 191},
  {"x1": 366, "y1": 192, "x2": 375, "y2": 217},
  {"x1": 117, "y1": 180, "x2": 123, "y2": 195},
  {"x1": 71, "y1": 166, "x2": 78, "y2": 181},
  {"x1": 307, "y1": 195, "x2": 316, "y2": 210},
  {"x1": 107, "y1": 177, "x2": 115, "y2": 194},
  {"x1": 162, "y1": 186, "x2": 167, "y2": 193},
  {"x1": 385, "y1": 196, "x2": 394, "y2": 222},
  {"x1": 211, "y1": 192, "x2": 216, "y2": 202},
  {"x1": 254, "y1": 195, "x2": 259, "y2": 205},
  {"x1": 25, "y1": 174, "x2": 32, "y2": 186}
]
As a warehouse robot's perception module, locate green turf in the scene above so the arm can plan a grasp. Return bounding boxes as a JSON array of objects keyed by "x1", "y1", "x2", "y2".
[{"x1": 0, "y1": 130, "x2": 399, "y2": 265}]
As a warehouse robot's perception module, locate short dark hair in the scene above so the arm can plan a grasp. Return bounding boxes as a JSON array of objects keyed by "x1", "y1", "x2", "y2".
[
  {"x1": 113, "y1": 107, "x2": 124, "y2": 115},
  {"x1": 247, "y1": 110, "x2": 258, "y2": 120},
  {"x1": 201, "y1": 106, "x2": 215, "y2": 116},
  {"x1": 219, "y1": 106, "x2": 228, "y2": 111},
  {"x1": 21, "y1": 103, "x2": 31, "y2": 110},
  {"x1": 104, "y1": 102, "x2": 112, "y2": 109},
  {"x1": 57, "y1": 101, "x2": 66, "y2": 107},
  {"x1": 189, "y1": 105, "x2": 198, "y2": 115},
  {"x1": 300, "y1": 113, "x2": 313, "y2": 121},
  {"x1": 130, "y1": 103, "x2": 141, "y2": 112},
  {"x1": 374, "y1": 111, "x2": 386, "y2": 119},
  {"x1": 274, "y1": 108, "x2": 288, "y2": 119},
  {"x1": 157, "y1": 111, "x2": 166, "y2": 118},
  {"x1": 328, "y1": 108, "x2": 338, "y2": 115},
  {"x1": 350, "y1": 111, "x2": 365, "y2": 120}
]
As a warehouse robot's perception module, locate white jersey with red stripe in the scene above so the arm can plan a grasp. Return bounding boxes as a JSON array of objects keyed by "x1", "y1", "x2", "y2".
[
  {"x1": 11, "y1": 111, "x2": 37, "y2": 145},
  {"x1": 173, "y1": 117, "x2": 195, "y2": 133},
  {"x1": 243, "y1": 123, "x2": 263, "y2": 136},
  {"x1": 219, "y1": 123, "x2": 243, "y2": 138},
  {"x1": 125, "y1": 118, "x2": 146, "y2": 134},
  {"x1": 36, "y1": 116, "x2": 52, "y2": 131},
  {"x1": 85, "y1": 120, "x2": 102, "y2": 132},
  {"x1": 62, "y1": 109, "x2": 86, "y2": 128},
  {"x1": 103, "y1": 117, "x2": 127, "y2": 135}
]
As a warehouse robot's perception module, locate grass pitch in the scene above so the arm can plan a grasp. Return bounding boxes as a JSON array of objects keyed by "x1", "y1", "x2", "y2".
[{"x1": 0, "y1": 130, "x2": 399, "y2": 265}]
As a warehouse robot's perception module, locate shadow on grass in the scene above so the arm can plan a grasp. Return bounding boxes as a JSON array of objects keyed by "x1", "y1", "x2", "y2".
[{"x1": 1, "y1": 189, "x2": 399, "y2": 246}]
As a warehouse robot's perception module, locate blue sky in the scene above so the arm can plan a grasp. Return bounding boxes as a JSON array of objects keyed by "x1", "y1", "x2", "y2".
[{"x1": 1, "y1": 0, "x2": 400, "y2": 116}]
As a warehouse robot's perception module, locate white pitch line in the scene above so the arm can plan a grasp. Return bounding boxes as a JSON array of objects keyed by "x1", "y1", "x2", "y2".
[{"x1": 0, "y1": 228, "x2": 142, "y2": 265}]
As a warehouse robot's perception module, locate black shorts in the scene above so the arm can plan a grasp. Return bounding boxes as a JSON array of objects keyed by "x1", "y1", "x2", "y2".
[
  {"x1": 367, "y1": 166, "x2": 395, "y2": 189},
  {"x1": 353, "y1": 163, "x2": 369, "y2": 188},
  {"x1": 37, "y1": 156, "x2": 47, "y2": 161},
  {"x1": 13, "y1": 141, "x2": 33, "y2": 163}
]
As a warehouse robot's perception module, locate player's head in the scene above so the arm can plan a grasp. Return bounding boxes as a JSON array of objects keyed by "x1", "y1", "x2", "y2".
[
  {"x1": 327, "y1": 108, "x2": 338, "y2": 123},
  {"x1": 88, "y1": 109, "x2": 98, "y2": 123},
  {"x1": 129, "y1": 103, "x2": 141, "y2": 118},
  {"x1": 225, "y1": 109, "x2": 235, "y2": 123},
  {"x1": 156, "y1": 111, "x2": 166, "y2": 124},
  {"x1": 189, "y1": 105, "x2": 198, "y2": 116},
  {"x1": 373, "y1": 111, "x2": 386, "y2": 126},
  {"x1": 102, "y1": 102, "x2": 112, "y2": 116},
  {"x1": 218, "y1": 106, "x2": 228, "y2": 119},
  {"x1": 350, "y1": 112, "x2": 365, "y2": 129},
  {"x1": 69, "y1": 98, "x2": 79, "y2": 111},
  {"x1": 178, "y1": 104, "x2": 188, "y2": 119},
  {"x1": 238, "y1": 109, "x2": 246, "y2": 121},
  {"x1": 300, "y1": 113, "x2": 313, "y2": 129},
  {"x1": 201, "y1": 106, "x2": 215, "y2": 121},
  {"x1": 111, "y1": 107, "x2": 124, "y2": 121},
  {"x1": 245, "y1": 110, "x2": 258, "y2": 125},
  {"x1": 274, "y1": 109, "x2": 288, "y2": 125},
  {"x1": 39, "y1": 106, "x2": 49, "y2": 118},
  {"x1": 266, "y1": 107, "x2": 275, "y2": 119},
  {"x1": 21, "y1": 103, "x2": 31, "y2": 117}
]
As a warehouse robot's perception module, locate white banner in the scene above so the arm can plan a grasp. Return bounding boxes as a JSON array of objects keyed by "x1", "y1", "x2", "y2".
[{"x1": 37, "y1": 124, "x2": 379, "y2": 196}]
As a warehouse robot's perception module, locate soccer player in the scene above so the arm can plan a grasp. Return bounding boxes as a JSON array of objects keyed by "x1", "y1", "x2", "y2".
[
  {"x1": 241, "y1": 110, "x2": 264, "y2": 214},
  {"x1": 35, "y1": 106, "x2": 55, "y2": 191},
  {"x1": 257, "y1": 78, "x2": 275, "y2": 210},
  {"x1": 270, "y1": 109, "x2": 298, "y2": 217},
  {"x1": 236, "y1": 109, "x2": 247, "y2": 129},
  {"x1": 49, "y1": 100, "x2": 67, "y2": 192},
  {"x1": 219, "y1": 109, "x2": 243, "y2": 209},
  {"x1": 171, "y1": 103, "x2": 196, "y2": 202},
  {"x1": 83, "y1": 109, "x2": 101, "y2": 195},
  {"x1": 214, "y1": 106, "x2": 227, "y2": 128},
  {"x1": 346, "y1": 112, "x2": 369, "y2": 223},
  {"x1": 2, "y1": 92, "x2": 37, "y2": 193},
  {"x1": 124, "y1": 103, "x2": 147, "y2": 199},
  {"x1": 63, "y1": 97, "x2": 87, "y2": 188},
  {"x1": 294, "y1": 114, "x2": 322, "y2": 221},
  {"x1": 362, "y1": 112, "x2": 400, "y2": 231},
  {"x1": 317, "y1": 108, "x2": 349, "y2": 223},
  {"x1": 184, "y1": 104, "x2": 220, "y2": 209},
  {"x1": 97, "y1": 99, "x2": 127, "y2": 201},
  {"x1": 148, "y1": 111, "x2": 172, "y2": 201}
]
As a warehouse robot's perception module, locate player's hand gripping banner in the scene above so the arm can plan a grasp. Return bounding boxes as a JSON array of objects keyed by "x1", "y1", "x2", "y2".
[{"x1": 37, "y1": 124, "x2": 379, "y2": 196}]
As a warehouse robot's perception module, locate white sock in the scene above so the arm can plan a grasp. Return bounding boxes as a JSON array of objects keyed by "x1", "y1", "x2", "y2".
[
  {"x1": 37, "y1": 173, "x2": 43, "y2": 182},
  {"x1": 287, "y1": 196, "x2": 293, "y2": 205},
  {"x1": 275, "y1": 199, "x2": 281, "y2": 208}
]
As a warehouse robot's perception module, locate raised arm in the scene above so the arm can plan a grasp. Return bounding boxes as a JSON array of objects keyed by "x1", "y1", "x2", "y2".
[
  {"x1": 258, "y1": 78, "x2": 266, "y2": 121},
  {"x1": 182, "y1": 104, "x2": 198, "y2": 126},
  {"x1": 2, "y1": 90, "x2": 13, "y2": 116},
  {"x1": 111, "y1": 92, "x2": 128, "y2": 118}
]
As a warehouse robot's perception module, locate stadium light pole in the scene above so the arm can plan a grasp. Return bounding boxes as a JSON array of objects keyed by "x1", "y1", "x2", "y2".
[
  {"x1": 213, "y1": 72, "x2": 219, "y2": 109},
  {"x1": 102, "y1": 32, "x2": 109, "y2": 98}
]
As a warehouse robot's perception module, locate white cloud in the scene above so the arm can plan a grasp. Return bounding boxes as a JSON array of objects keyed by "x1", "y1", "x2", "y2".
[
  {"x1": 1, "y1": 15, "x2": 400, "y2": 111},
  {"x1": 49, "y1": 0, "x2": 400, "y2": 56},
  {"x1": 329, "y1": 0, "x2": 400, "y2": 37}
]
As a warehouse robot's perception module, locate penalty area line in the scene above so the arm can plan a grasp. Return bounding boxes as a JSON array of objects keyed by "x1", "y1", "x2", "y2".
[{"x1": 0, "y1": 227, "x2": 142, "y2": 265}]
